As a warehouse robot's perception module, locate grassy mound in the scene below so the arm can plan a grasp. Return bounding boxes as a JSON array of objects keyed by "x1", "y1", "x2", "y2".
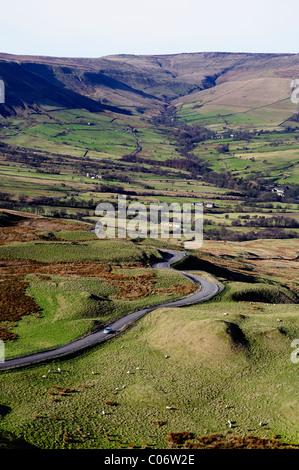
[
  {"x1": 174, "y1": 254, "x2": 299, "y2": 304},
  {"x1": 0, "y1": 211, "x2": 26, "y2": 227},
  {"x1": 222, "y1": 321, "x2": 249, "y2": 350},
  {"x1": 168, "y1": 432, "x2": 299, "y2": 449},
  {"x1": 0, "y1": 239, "x2": 154, "y2": 264},
  {"x1": 226, "y1": 282, "x2": 299, "y2": 304},
  {"x1": 172, "y1": 255, "x2": 256, "y2": 283},
  {"x1": 0, "y1": 298, "x2": 298, "y2": 449},
  {"x1": 0, "y1": 430, "x2": 37, "y2": 449},
  {"x1": 140, "y1": 310, "x2": 242, "y2": 365},
  {"x1": 0, "y1": 301, "x2": 298, "y2": 449},
  {"x1": 2, "y1": 267, "x2": 195, "y2": 359}
]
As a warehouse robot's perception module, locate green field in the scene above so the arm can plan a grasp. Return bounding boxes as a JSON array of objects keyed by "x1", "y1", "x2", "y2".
[
  {"x1": 0, "y1": 69, "x2": 298, "y2": 451},
  {"x1": 0, "y1": 239, "x2": 150, "y2": 264},
  {"x1": 0, "y1": 298, "x2": 298, "y2": 449},
  {"x1": 4, "y1": 267, "x2": 194, "y2": 360},
  {"x1": 0, "y1": 233, "x2": 298, "y2": 449}
]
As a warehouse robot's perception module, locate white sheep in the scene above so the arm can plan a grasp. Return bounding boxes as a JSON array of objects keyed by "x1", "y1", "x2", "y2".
[{"x1": 228, "y1": 420, "x2": 232, "y2": 428}]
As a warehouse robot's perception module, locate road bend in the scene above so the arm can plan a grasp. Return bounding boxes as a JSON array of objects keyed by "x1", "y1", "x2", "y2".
[{"x1": 0, "y1": 250, "x2": 222, "y2": 370}]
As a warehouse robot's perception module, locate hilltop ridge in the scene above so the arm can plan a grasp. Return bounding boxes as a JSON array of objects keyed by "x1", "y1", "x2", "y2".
[{"x1": 0, "y1": 51, "x2": 298, "y2": 118}]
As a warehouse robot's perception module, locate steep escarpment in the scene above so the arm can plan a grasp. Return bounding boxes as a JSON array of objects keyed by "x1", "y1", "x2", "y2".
[
  {"x1": 0, "y1": 60, "x2": 134, "y2": 117},
  {"x1": 0, "y1": 51, "x2": 298, "y2": 117}
]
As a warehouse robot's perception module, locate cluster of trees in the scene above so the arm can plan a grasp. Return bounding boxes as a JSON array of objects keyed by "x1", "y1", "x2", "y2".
[
  {"x1": 0, "y1": 192, "x2": 11, "y2": 202},
  {"x1": 1, "y1": 142, "x2": 50, "y2": 167},
  {"x1": 158, "y1": 123, "x2": 267, "y2": 196},
  {"x1": 173, "y1": 125, "x2": 215, "y2": 155},
  {"x1": 39, "y1": 208, "x2": 90, "y2": 220},
  {"x1": 123, "y1": 148, "x2": 299, "y2": 202},
  {"x1": 5, "y1": 152, "x2": 47, "y2": 168},
  {"x1": 205, "y1": 226, "x2": 298, "y2": 242},
  {"x1": 231, "y1": 215, "x2": 299, "y2": 229},
  {"x1": 26, "y1": 195, "x2": 101, "y2": 210},
  {"x1": 150, "y1": 110, "x2": 299, "y2": 203},
  {"x1": 151, "y1": 106, "x2": 177, "y2": 127},
  {"x1": 121, "y1": 152, "x2": 206, "y2": 174}
]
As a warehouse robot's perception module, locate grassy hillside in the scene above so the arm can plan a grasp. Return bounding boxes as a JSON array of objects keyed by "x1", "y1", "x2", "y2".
[
  {"x1": 0, "y1": 51, "x2": 298, "y2": 450},
  {"x1": 0, "y1": 299, "x2": 298, "y2": 449},
  {"x1": 1, "y1": 51, "x2": 298, "y2": 119},
  {"x1": 174, "y1": 77, "x2": 295, "y2": 129},
  {"x1": 0, "y1": 233, "x2": 197, "y2": 358},
  {"x1": 0, "y1": 213, "x2": 298, "y2": 449}
]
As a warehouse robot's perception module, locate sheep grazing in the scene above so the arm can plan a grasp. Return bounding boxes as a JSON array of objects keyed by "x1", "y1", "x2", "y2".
[
  {"x1": 57, "y1": 367, "x2": 61, "y2": 372},
  {"x1": 228, "y1": 420, "x2": 232, "y2": 428},
  {"x1": 122, "y1": 385, "x2": 126, "y2": 389},
  {"x1": 259, "y1": 421, "x2": 263, "y2": 427},
  {"x1": 102, "y1": 410, "x2": 105, "y2": 415},
  {"x1": 165, "y1": 355, "x2": 170, "y2": 359},
  {"x1": 115, "y1": 387, "x2": 120, "y2": 391},
  {"x1": 42, "y1": 375, "x2": 47, "y2": 378},
  {"x1": 166, "y1": 406, "x2": 173, "y2": 410},
  {"x1": 136, "y1": 367, "x2": 140, "y2": 370}
]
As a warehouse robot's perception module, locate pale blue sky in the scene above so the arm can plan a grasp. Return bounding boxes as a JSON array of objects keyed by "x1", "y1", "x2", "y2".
[{"x1": 0, "y1": 0, "x2": 298, "y2": 58}]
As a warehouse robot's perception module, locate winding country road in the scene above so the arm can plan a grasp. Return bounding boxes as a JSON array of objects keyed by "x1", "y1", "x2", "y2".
[{"x1": 0, "y1": 250, "x2": 222, "y2": 371}]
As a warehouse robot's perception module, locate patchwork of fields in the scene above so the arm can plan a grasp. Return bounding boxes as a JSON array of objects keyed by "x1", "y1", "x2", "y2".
[{"x1": 0, "y1": 54, "x2": 299, "y2": 449}]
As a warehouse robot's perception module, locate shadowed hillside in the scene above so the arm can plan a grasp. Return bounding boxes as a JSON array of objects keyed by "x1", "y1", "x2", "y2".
[{"x1": 0, "y1": 51, "x2": 298, "y2": 118}]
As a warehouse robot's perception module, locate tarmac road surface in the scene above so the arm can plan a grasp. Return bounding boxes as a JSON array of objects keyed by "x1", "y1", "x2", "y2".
[{"x1": 0, "y1": 249, "x2": 222, "y2": 370}]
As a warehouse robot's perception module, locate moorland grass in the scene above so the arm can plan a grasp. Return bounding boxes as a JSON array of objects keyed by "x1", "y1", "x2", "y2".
[
  {"x1": 0, "y1": 239, "x2": 154, "y2": 264},
  {"x1": 0, "y1": 300, "x2": 298, "y2": 449},
  {"x1": 2, "y1": 267, "x2": 196, "y2": 359}
]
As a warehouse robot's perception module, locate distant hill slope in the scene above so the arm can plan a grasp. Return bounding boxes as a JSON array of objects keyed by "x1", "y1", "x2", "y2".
[{"x1": 0, "y1": 51, "x2": 298, "y2": 118}]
